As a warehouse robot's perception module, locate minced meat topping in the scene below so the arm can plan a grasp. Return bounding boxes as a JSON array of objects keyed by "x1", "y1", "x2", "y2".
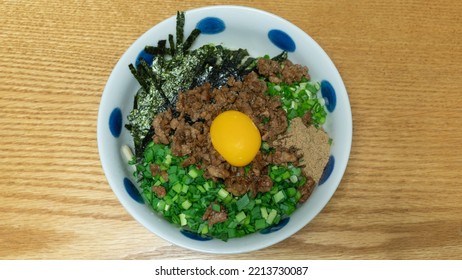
[{"x1": 151, "y1": 58, "x2": 329, "y2": 198}]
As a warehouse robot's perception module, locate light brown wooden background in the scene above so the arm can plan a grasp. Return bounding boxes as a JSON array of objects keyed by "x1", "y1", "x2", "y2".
[{"x1": 1, "y1": 0, "x2": 461, "y2": 259}]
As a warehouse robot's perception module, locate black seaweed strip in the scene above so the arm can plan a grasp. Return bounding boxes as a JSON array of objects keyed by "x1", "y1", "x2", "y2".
[
  {"x1": 144, "y1": 46, "x2": 159, "y2": 55},
  {"x1": 272, "y1": 51, "x2": 288, "y2": 62},
  {"x1": 176, "y1": 11, "x2": 185, "y2": 47},
  {"x1": 183, "y1": 29, "x2": 201, "y2": 51},
  {"x1": 168, "y1": 34, "x2": 175, "y2": 56},
  {"x1": 129, "y1": 63, "x2": 149, "y2": 92}
]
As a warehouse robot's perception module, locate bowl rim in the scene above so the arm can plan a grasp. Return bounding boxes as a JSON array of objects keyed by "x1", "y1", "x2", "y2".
[{"x1": 97, "y1": 4, "x2": 352, "y2": 254}]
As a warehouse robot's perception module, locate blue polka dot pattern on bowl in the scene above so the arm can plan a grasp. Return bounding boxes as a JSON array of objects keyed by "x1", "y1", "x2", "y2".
[
  {"x1": 109, "y1": 107, "x2": 123, "y2": 138},
  {"x1": 180, "y1": 230, "x2": 213, "y2": 241},
  {"x1": 321, "y1": 80, "x2": 336, "y2": 112},
  {"x1": 260, "y1": 217, "x2": 290, "y2": 234},
  {"x1": 319, "y1": 155, "x2": 335, "y2": 186},
  {"x1": 196, "y1": 17, "x2": 226, "y2": 34},
  {"x1": 123, "y1": 177, "x2": 144, "y2": 204},
  {"x1": 268, "y1": 29, "x2": 296, "y2": 52},
  {"x1": 136, "y1": 50, "x2": 155, "y2": 67}
]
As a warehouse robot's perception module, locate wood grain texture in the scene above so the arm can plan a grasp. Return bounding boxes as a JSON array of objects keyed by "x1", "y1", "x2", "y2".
[{"x1": 1, "y1": 0, "x2": 461, "y2": 259}]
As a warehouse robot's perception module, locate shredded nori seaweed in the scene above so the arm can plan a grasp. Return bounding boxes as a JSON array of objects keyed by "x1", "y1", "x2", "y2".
[{"x1": 126, "y1": 11, "x2": 258, "y2": 160}]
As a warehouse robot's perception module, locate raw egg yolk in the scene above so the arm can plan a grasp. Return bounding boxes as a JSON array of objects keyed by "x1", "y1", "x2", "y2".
[{"x1": 210, "y1": 110, "x2": 261, "y2": 167}]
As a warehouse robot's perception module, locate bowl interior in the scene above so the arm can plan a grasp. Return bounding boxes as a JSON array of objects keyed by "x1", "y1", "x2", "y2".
[{"x1": 97, "y1": 5, "x2": 352, "y2": 254}]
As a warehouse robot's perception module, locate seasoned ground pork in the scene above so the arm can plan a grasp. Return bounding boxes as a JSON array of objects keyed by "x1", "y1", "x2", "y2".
[
  {"x1": 202, "y1": 203, "x2": 228, "y2": 226},
  {"x1": 256, "y1": 58, "x2": 310, "y2": 84},
  {"x1": 152, "y1": 70, "x2": 298, "y2": 196},
  {"x1": 151, "y1": 58, "x2": 324, "y2": 199}
]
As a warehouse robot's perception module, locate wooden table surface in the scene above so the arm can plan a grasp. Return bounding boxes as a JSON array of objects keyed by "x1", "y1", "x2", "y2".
[{"x1": 1, "y1": 0, "x2": 461, "y2": 260}]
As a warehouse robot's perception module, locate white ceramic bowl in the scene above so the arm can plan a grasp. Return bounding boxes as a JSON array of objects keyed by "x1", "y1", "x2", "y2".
[{"x1": 97, "y1": 5, "x2": 352, "y2": 254}]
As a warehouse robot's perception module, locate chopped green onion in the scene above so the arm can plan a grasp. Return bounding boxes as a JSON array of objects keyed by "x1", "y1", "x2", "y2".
[
  {"x1": 197, "y1": 185, "x2": 206, "y2": 193},
  {"x1": 236, "y1": 194, "x2": 250, "y2": 211},
  {"x1": 266, "y1": 209, "x2": 278, "y2": 225},
  {"x1": 153, "y1": 180, "x2": 162, "y2": 186},
  {"x1": 227, "y1": 228, "x2": 237, "y2": 238},
  {"x1": 164, "y1": 154, "x2": 172, "y2": 165},
  {"x1": 188, "y1": 167, "x2": 200, "y2": 178},
  {"x1": 235, "y1": 211, "x2": 246, "y2": 223},
  {"x1": 181, "y1": 200, "x2": 192, "y2": 210},
  {"x1": 246, "y1": 199, "x2": 256, "y2": 211},
  {"x1": 273, "y1": 214, "x2": 281, "y2": 225},
  {"x1": 227, "y1": 221, "x2": 238, "y2": 229},
  {"x1": 203, "y1": 181, "x2": 211, "y2": 191},
  {"x1": 260, "y1": 207, "x2": 268, "y2": 219},
  {"x1": 286, "y1": 187, "x2": 297, "y2": 198},
  {"x1": 273, "y1": 190, "x2": 286, "y2": 203},
  {"x1": 157, "y1": 200, "x2": 166, "y2": 212},
  {"x1": 251, "y1": 205, "x2": 261, "y2": 218},
  {"x1": 265, "y1": 79, "x2": 327, "y2": 126},
  {"x1": 217, "y1": 188, "x2": 229, "y2": 200},
  {"x1": 198, "y1": 223, "x2": 209, "y2": 235},
  {"x1": 201, "y1": 224, "x2": 209, "y2": 234},
  {"x1": 291, "y1": 167, "x2": 301, "y2": 176},
  {"x1": 255, "y1": 219, "x2": 267, "y2": 230},
  {"x1": 172, "y1": 183, "x2": 182, "y2": 193},
  {"x1": 243, "y1": 214, "x2": 251, "y2": 225},
  {"x1": 289, "y1": 175, "x2": 298, "y2": 183},
  {"x1": 179, "y1": 213, "x2": 187, "y2": 226},
  {"x1": 181, "y1": 184, "x2": 189, "y2": 194},
  {"x1": 212, "y1": 203, "x2": 221, "y2": 212},
  {"x1": 295, "y1": 191, "x2": 302, "y2": 201}
]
